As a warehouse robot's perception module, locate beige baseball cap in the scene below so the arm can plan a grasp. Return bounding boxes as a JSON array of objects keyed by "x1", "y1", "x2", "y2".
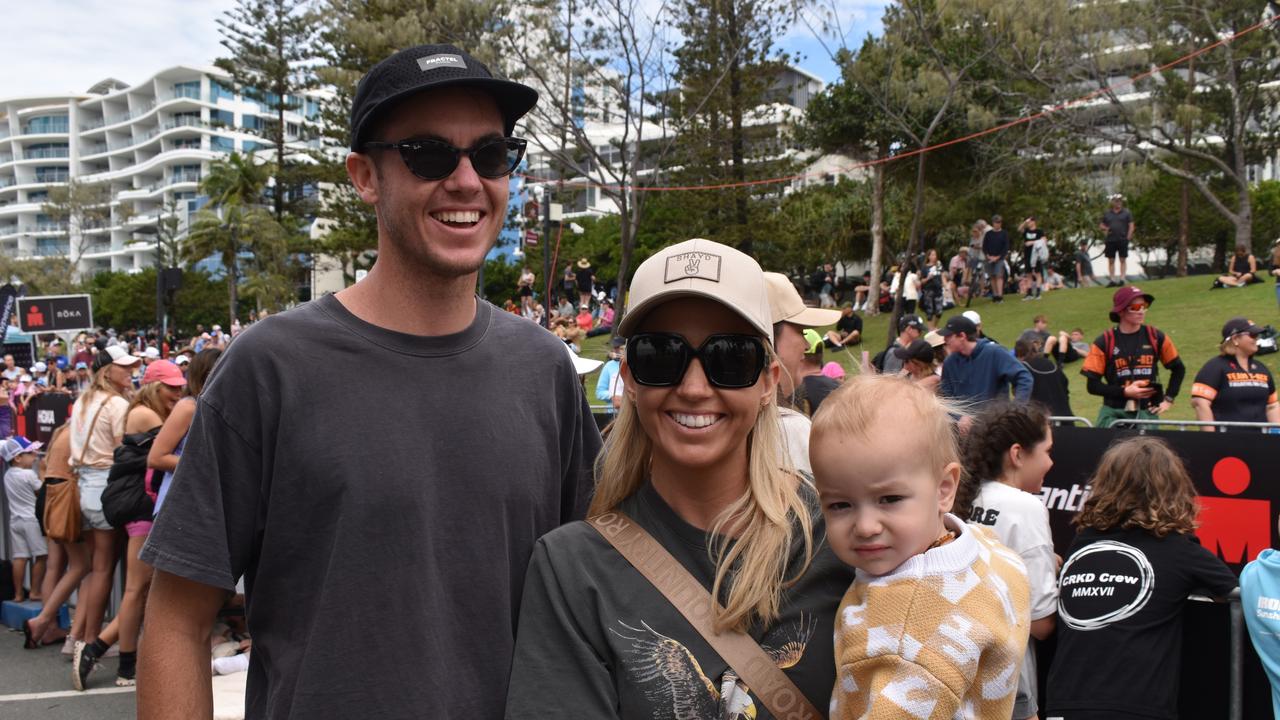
[
  {"x1": 763, "y1": 272, "x2": 842, "y2": 328},
  {"x1": 617, "y1": 238, "x2": 773, "y2": 342}
]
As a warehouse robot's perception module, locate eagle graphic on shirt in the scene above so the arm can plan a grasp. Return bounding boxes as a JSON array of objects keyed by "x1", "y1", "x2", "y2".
[{"x1": 610, "y1": 615, "x2": 815, "y2": 720}]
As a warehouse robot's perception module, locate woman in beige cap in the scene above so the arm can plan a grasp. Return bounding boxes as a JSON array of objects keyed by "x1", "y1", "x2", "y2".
[{"x1": 508, "y1": 239, "x2": 852, "y2": 717}]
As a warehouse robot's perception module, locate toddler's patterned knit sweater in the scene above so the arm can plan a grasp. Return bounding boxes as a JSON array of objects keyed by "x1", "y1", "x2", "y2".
[{"x1": 831, "y1": 514, "x2": 1030, "y2": 719}]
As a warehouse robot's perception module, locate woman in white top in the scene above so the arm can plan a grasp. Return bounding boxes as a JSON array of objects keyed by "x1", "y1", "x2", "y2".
[
  {"x1": 68, "y1": 347, "x2": 139, "y2": 652},
  {"x1": 954, "y1": 402, "x2": 1058, "y2": 720}
]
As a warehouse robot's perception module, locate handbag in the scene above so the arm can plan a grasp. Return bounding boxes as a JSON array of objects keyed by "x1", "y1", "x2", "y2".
[
  {"x1": 42, "y1": 398, "x2": 107, "y2": 541},
  {"x1": 43, "y1": 477, "x2": 81, "y2": 543},
  {"x1": 101, "y1": 429, "x2": 158, "y2": 527},
  {"x1": 589, "y1": 511, "x2": 822, "y2": 720}
]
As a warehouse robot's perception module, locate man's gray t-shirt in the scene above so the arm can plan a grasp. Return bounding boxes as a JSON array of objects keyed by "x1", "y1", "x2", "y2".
[
  {"x1": 141, "y1": 294, "x2": 602, "y2": 720},
  {"x1": 1102, "y1": 208, "x2": 1132, "y2": 242}
]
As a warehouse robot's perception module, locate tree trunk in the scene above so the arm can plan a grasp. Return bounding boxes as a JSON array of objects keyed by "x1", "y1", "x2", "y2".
[
  {"x1": 1177, "y1": 54, "x2": 1194, "y2": 277},
  {"x1": 887, "y1": 153, "x2": 929, "y2": 350},
  {"x1": 1177, "y1": 177, "x2": 1190, "y2": 277},
  {"x1": 1235, "y1": 194, "x2": 1253, "y2": 254},
  {"x1": 725, "y1": 0, "x2": 750, "y2": 253},
  {"x1": 614, "y1": 194, "x2": 636, "y2": 335},
  {"x1": 869, "y1": 162, "x2": 885, "y2": 317},
  {"x1": 227, "y1": 240, "x2": 239, "y2": 327}
]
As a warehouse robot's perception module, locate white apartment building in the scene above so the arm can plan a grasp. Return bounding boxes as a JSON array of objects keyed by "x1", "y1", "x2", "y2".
[
  {"x1": 0, "y1": 66, "x2": 322, "y2": 275},
  {"x1": 520, "y1": 64, "x2": 827, "y2": 220}
]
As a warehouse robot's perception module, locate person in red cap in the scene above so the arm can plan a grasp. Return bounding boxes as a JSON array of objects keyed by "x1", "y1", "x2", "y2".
[{"x1": 1081, "y1": 286, "x2": 1186, "y2": 427}]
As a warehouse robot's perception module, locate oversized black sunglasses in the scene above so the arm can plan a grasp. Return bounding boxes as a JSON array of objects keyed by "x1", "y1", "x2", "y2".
[
  {"x1": 626, "y1": 333, "x2": 767, "y2": 389},
  {"x1": 362, "y1": 136, "x2": 527, "y2": 181}
]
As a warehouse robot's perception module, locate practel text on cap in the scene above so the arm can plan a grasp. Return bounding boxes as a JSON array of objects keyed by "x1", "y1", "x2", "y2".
[{"x1": 417, "y1": 54, "x2": 467, "y2": 71}]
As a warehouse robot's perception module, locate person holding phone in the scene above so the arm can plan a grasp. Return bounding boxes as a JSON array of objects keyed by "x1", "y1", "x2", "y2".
[{"x1": 1081, "y1": 286, "x2": 1186, "y2": 428}]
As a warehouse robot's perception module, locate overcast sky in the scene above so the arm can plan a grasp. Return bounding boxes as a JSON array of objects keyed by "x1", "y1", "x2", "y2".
[{"x1": 1, "y1": 0, "x2": 886, "y2": 99}]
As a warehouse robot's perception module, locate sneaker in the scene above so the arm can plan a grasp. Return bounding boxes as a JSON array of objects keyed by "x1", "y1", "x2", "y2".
[
  {"x1": 1022, "y1": 295, "x2": 1033, "y2": 301},
  {"x1": 72, "y1": 641, "x2": 100, "y2": 691},
  {"x1": 61, "y1": 635, "x2": 78, "y2": 658},
  {"x1": 115, "y1": 669, "x2": 136, "y2": 687}
]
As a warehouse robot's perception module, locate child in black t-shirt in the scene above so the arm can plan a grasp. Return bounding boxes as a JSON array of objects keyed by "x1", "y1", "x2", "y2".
[{"x1": 1045, "y1": 436, "x2": 1237, "y2": 720}]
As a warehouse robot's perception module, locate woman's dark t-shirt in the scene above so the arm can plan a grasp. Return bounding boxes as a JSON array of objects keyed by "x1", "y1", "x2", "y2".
[{"x1": 506, "y1": 481, "x2": 854, "y2": 719}]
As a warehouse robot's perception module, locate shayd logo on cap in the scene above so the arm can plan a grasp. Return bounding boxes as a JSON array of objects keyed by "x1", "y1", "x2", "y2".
[
  {"x1": 664, "y1": 252, "x2": 721, "y2": 284},
  {"x1": 417, "y1": 54, "x2": 467, "y2": 71}
]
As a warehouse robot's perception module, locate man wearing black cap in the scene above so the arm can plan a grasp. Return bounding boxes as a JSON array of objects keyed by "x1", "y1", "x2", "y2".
[
  {"x1": 872, "y1": 314, "x2": 924, "y2": 374},
  {"x1": 1190, "y1": 317, "x2": 1279, "y2": 429},
  {"x1": 139, "y1": 45, "x2": 602, "y2": 720},
  {"x1": 1081, "y1": 285, "x2": 1185, "y2": 428},
  {"x1": 939, "y1": 315, "x2": 1033, "y2": 406}
]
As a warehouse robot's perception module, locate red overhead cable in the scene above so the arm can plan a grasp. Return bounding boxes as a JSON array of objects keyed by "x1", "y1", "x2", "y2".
[{"x1": 517, "y1": 14, "x2": 1278, "y2": 193}]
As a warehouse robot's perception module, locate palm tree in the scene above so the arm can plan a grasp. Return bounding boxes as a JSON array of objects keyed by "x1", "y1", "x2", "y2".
[
  {"x1": 202, "y1": 151, "x2": 274, "y2": 207},
  {"x1": 186, "y1": 152, "x2": 286, "y2": 324}
]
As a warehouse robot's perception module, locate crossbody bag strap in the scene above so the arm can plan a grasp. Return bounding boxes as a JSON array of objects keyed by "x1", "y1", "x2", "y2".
[
  {"x1": 589, "y1": 511, "x2": 822, "y2": 720},
  {"x1": 74, "y1": 396, "x2": 111, "y2": 468}
]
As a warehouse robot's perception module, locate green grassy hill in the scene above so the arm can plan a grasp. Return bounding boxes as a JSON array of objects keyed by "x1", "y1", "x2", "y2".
[{"x1": 576, "y1": 276, "x2": 1280, "y2": 424}]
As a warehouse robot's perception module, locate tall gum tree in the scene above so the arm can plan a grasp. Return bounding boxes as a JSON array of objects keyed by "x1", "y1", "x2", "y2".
[{"x1": 1003, "y1": 0, "x2": 1280, "y2": 265}]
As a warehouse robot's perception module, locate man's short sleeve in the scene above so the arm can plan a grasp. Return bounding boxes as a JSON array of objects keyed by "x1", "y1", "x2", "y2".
[
  {"x1": 140, "y1": 397, "x2": 263, "y2": 591},
  {"x1": 1158, "y1": 332, "x2": 1179, "y2": 365},
  {"x1": 1081, "y1": 337, "x2": 1108, "y2": 376}
]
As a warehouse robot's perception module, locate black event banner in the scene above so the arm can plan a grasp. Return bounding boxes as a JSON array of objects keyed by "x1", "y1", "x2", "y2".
[
  {"x1": 1040, "y1": 425, "x2": 1278, "y2": 574},
  {"x1": 18, "y1": 393, "x2": 73, "y2": 446}
]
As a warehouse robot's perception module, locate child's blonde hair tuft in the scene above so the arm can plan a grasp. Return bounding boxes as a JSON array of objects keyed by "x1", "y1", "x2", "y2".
[{"x1": 812, "y1": 374, "x2": 966, "y2": 478}]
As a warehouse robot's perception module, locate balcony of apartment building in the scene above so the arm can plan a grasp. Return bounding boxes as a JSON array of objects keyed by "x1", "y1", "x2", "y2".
[
  {"x1": 0, "y1": 167, "x2": 69, "y2": 192},
  {"x1": 17, "y1": 114, "x2": 70, "y2": 139},
  {"x1": 16, "y1": 143, "x2": 70, "y2": 162}
]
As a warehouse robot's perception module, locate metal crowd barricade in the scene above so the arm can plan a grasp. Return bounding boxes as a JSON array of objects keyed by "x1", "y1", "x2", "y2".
[
  {"x1": 1049, "y1": 415, "x2": 1094, "y2": 427},
  {"x1": 1110, "y1": 418, "x2": 1280, "y2": 433},
  {"x1": 1189, "y1": 588, "x2": 1245, "y2": 720}
]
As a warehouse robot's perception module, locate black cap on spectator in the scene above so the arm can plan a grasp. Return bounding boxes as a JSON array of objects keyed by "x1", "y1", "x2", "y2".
[
  {"x1": 938, "y1": 315, "x2": 978, "y2": 338},
  {"x1": 350, "y1": 44, "x2": 538, "y2": 151},
  {"x1": 892, "y1": 338, "x2": 935, "y2": 364},
  {"x1": 898, "y1": 314, "x2": 924, "y2": 333},
  {"x1": 1221, "y1": 317, "x2": 1264, "y2": 341}
]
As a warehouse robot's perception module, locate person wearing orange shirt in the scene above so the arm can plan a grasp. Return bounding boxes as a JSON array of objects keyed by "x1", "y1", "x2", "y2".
[{"x1": 1081, "y1": 286, "x2": 1186, "y2": 428}]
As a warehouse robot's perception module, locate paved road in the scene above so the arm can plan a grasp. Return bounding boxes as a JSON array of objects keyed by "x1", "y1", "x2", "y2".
[{"x1": 0, "y1": 627, "x2": 135, "y2": 720}]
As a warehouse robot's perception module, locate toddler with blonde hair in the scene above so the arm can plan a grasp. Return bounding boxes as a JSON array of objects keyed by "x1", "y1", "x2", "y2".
[{"x1": 811, "y1": 375, "x2": 1030, "y2": 719}]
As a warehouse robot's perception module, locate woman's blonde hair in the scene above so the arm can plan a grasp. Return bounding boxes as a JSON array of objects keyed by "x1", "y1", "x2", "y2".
[
  {"x1": 589, "y1": 345, "x2": 813, "y2": 634},
  {"x1": 812, "y1": 374, "x2": 965, "y2": 480},
  {"x1": 127, "y1": 381, "x2": 175, "y2": 424},
  {"x1": 80, "y1": 361, "x2": 128, "y2": 407},
  {"x1": 1075, "y1": 436, "x2": 1199, "y2": 537}
]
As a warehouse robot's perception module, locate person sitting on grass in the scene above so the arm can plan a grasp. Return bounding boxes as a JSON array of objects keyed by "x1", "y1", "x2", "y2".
[
  {"x1": 1214, "y1": 244, "x2": 1262, "y2": 288},
  {"x1": 824, "y1": 302, "x2": 863, "y2": 349}
]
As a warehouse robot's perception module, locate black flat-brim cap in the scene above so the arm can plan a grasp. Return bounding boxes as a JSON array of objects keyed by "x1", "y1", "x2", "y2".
[{"x1": 349, "y1": 44, "x2": 539, "y2": 151}]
